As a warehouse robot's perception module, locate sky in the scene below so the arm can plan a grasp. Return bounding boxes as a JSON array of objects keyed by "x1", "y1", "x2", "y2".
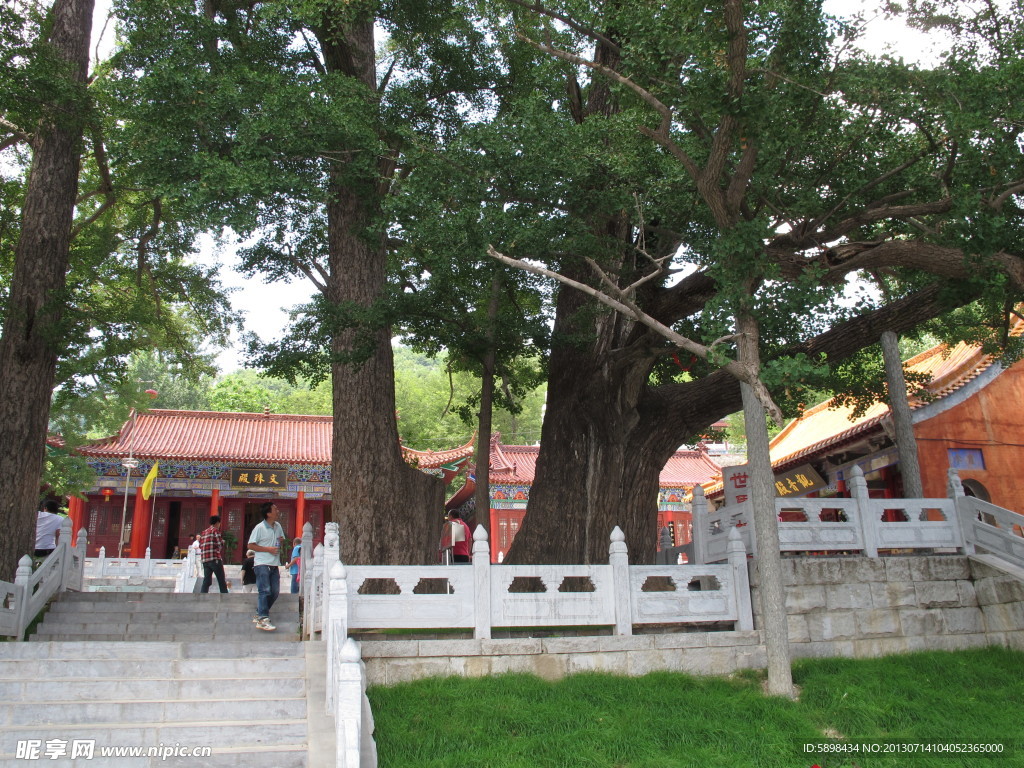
[{"x1": 83, "y1": 0, "x2": 945, "y2": 375}]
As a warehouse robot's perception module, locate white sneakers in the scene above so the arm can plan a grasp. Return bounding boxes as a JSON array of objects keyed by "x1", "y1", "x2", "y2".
[{"x1": 255, "y1": 616, "x2": 276, "y2": 631}]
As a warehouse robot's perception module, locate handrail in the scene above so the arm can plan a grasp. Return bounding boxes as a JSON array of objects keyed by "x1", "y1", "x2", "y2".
[{"x1": 0, "y1": 518, "x2": 87, "y2": 640}]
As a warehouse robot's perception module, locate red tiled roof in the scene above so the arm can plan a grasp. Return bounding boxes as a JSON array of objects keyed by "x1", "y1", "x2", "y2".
[
  {"x1": 403, "y1": 438, "x2": 476, "y2": 469},
  {"x1": 489, "y1": 441, "x2": 541, "y2": 484},
  {"x1": 767, "y1": 334, "x2": 1009, "y2": 471},
  {"x1": 486, "y1": 438, "x2": 719, "y2": 488},
  {"x1": 78, "y1": 409, "x2": 474, "y2": 468},
  {"x1": 659, "y1": 446, "x2": 723, "y2": 487},
  {"x1": 702, "y1": 330, "x2": 1019, "y2": 500}
]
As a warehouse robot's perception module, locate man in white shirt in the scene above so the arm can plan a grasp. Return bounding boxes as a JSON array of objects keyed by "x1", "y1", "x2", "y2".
[
  {"x1": 248, "y1": 502, "x2": 285, "y2": 631},
  {"x1": 35, "y1": 500, "x2": 64, "y2": 557}
]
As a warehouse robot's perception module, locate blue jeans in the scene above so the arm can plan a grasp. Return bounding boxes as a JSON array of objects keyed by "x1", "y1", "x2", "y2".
[
  {"x1": 255, "y1": 565, "x2": 280, "y2": 618},
  {"x1": 290, "y1": 572, "x2": 299, "y2": 594}
]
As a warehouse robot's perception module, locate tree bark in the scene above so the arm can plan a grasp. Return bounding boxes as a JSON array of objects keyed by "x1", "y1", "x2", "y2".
[
  {"x1": 737, "y1": 313, "x2": 793, "y2": 698},
  {"x1": 881, "y1": 330, "x2": 923, "y2": 498},
  {"x1": 472, "y1": 274, "x2": 502, "y2": 530},
  {"x1": 319, "y1": 15, "x2": 443, "y2": 565},
  {"x1": 512, "y1": 282, "x2": 967, "y2": 565},
  {"x1": 0, "y1": 0, "x2": 93, "y2": 580}
]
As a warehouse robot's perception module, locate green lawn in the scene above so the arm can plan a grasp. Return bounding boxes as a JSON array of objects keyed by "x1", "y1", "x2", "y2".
[{"x1": 368, "y1": 646, "x2": 1024, "y2": 768}]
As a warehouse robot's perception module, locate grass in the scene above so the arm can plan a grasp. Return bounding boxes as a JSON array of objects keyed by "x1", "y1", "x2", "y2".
[{"x1": 368, "y1": 646, "x2": 1024, "y2": 768}]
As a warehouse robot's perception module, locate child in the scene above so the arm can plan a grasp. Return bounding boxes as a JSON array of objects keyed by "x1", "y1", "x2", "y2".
[
  {"x1": 241, "y1": 549, "x2": 257, "y2": 593},
  {"x1": 286, "y1": 537, "x2": 302, "y2": 594}
]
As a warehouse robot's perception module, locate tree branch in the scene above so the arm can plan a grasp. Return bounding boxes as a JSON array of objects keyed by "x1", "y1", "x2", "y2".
[
  {"x1": 506, "y1": 0, "x2": 621, "y2": 53},
  {"x1": 487, "y1": 245, "x2": 784, "y2": 423}
]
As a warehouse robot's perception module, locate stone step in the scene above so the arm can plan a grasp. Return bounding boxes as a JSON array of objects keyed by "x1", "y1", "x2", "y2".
[
  {"x1": 33, "y1": 618, "x2": 301, "y2": 633},
  {"x1": 49, "y1": 592, "x2": 298, "y2": 607},
  {"x1": 31, "y1": 633, "x2": 299, "y2": 643},
  {"x1": 0, "y1": 718, "x2": 307, "y2": 750},
  {"x1": 0, "y1": 640, "x2": 305, "y2": 660},
  {"x1": 0, "y1": 746, "x2": 307, "y2": 768},
  {"x1": 44, "y1": 606, "x2": 298, "y2": 621},
  {"x1": 0, "y1": 640, "x2": 312, "y2": 767},
  {"x1": 2, "y1": 696, "x2": 307, "y2": 727},
  {"x1": 0, "y1": 676, "x2": 304, "y2": 701},
  {"x1": 31, "y1": 591, "x2": 301, "y2": 642},
  {"x1": 0, "y1": 657, "x2": 305, "y2": 679}
]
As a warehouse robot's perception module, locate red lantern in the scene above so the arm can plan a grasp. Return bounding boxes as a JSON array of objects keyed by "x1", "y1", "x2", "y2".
[
  {"x1": 145, "y1": 389, "x2": 159, "y2": 399},
  {"x1": 100, "y1": 488, "x2": 115, "y2": 502}
]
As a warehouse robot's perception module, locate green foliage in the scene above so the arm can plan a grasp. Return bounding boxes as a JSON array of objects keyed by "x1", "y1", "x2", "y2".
[{"x1": 393, "y1": 345, "x2": 546, "y2": 449}]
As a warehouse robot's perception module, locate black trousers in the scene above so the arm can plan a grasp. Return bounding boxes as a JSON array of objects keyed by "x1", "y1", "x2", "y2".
[{"x1": 201, "y1": 560, "x2": 228, "y2": 593}]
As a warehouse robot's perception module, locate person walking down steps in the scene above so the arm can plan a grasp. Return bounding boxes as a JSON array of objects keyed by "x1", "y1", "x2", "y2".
[
  {"x1": 199, "y1": 516, "x2": 228, "y2": 594},
  {"x1": 248, "y1": 503, "x2": 286, "y2": 631}
]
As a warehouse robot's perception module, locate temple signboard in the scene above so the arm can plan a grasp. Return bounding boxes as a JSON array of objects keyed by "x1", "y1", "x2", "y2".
[
  {"x1": 230, "y1": 467, "x2": 288, "y2": 490},
  {"x1": 773, "y1": 464, "x2": 826, "y2": 497}
]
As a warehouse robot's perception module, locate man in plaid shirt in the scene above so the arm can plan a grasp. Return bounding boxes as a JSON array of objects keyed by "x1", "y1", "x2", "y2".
[{"x1": 199, "y1": 515, "x2": 228, "y2": 594}]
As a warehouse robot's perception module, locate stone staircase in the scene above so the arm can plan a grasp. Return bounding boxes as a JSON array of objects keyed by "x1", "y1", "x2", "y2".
[
  {"x1": 0, "y1": 640, "x2": 311, "y2": 766},
  {"x1": 0, "y1": 591, "x2": 332, "y2": 767},
  {"x1": 83, "y1": 575, "x2": 178, "y2": 593},
  {"x1": 31, "y1": 592, "x2": 300, "y2": 642}
]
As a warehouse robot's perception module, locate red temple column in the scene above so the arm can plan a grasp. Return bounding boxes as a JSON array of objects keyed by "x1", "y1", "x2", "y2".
[
  {"x1": 129, "y1": 490, "x2": 153, "y2": 557},
  {"x1": 295, "y1": 491, "x2": 306, "y2": 538},
  {"x1": 210, "y1": 488, "x2": 220, "y2": 517},
  {"x1": 66, "y1": 496, "x2": 85, "y2": 545},
  {"x1": 489, "y1": 507, "x2": 499, "y2": 563}
]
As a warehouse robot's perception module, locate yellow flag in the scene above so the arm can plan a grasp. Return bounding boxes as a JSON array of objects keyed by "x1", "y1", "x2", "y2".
[{"x1": 141, "y1": 461, "x2": 160, "y2": 500}]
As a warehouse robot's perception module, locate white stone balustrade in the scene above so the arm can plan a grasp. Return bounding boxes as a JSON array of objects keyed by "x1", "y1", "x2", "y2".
[
  {"x1": 689, "y1": 465, "x2": 999, "y2": 564},
  {"x1": 88, "y1": 547, "x2": 187, "y2": 579},
  {"x1": 318, "y1": 526, "x2": 752, "y2": 642},
  {"x1": 0, "y1": 518, "x2": 86, "y2": 639}
]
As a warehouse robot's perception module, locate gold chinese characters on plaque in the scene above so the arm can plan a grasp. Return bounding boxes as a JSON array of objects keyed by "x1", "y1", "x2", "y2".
[
  {"x1": 773, "y1": 464, "x2": 826, "y2": 497},
  {"x1": 229, "y1": 467, "x2": 288, "y2": 489}
]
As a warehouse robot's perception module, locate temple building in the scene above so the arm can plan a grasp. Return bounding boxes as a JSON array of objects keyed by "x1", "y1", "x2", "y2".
[
  {"x1": 69, "y1": 409, "x2": 474, "y2": 559},
  {"x1": 704, "y1": 329, "x2": 1024, "y2": 514},
  {"x1": 444, "y1": 434, "x2": 724, "y2": 562}
]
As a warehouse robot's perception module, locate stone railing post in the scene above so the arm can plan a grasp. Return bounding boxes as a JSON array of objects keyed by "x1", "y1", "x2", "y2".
[
  {"x1": 948, "y1": 468, "x2": 975, "y2": 555},
  {"x1": 97, "y1": 546, "x2": 107, "y2": 576},
  {"x1": 691, "y1": 486, "x2": 708, "y2": 565},
  {"x1": 322, "y1": 523, "x2": 340, "y2": 637},
  {"x1": 609, "y1": 527, "x2": 632, "y2": 636},
  {"x1": 472, "y1": 525, "x2": 491, "y2": 640},
  {"x1": 849, "y1": 466, "x2": 878, "y2": 557},
  {"x1": 72, "y1": 528, "x2": 87, "y2": 592},
  {"x1": 307, "y1": 543, "x2": 324, "y2": 639},
  {"x1": 301, "y1": 521, "x2": 313, "y2": 605},
  {"x1": 144, "y1": 547, "x2": 153, "y2": 577},
  {"x1": 726, "y1": 527, "x2": 753, "y2": 631},
  {"x1": 58, "y1": 517, "x2": 74, "y2": 591},
  {"x1": 336, "y1": 637, "x2": 368, "y2": 768},
  {"x1": 14, "y1": 555, "x2": 33, "y2": 640},
  {"x1": 326, "y1": 560, "x2": 349, "y2": 715}
]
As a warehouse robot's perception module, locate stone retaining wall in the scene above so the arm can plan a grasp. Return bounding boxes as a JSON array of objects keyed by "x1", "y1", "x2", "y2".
[
  {"x1": 361, "y1": 555, "x2": 1024, "y2": 685},
  {"x1": 751, "y1": 554, "x2": 1024, "y2": 660}
]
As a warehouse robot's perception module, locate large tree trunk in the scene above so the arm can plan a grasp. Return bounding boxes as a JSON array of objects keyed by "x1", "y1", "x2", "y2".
[
  {"x1": 507, "y1": 271, "x2": 674, "y2": 564},
  {"x1": 737, "y1": 312, "x2": 793, "y2": 698},
  {"x1": 513, "y1": 283, "x2": 960, "y2": 565},
  {"x1": 881, "y1": 330, "x2": 923, "y2": 498},
  {"x1": 320, "y1": 16, "x2": 443, "y2": 565},
  {"x1": 0, "y1": 0, "x2": 92, "y2": 580},
  {"x1": 471, "y1": 274, "x2": 502, "y2": 529}
]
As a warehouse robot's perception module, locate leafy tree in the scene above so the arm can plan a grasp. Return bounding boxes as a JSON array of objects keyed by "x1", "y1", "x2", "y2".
[
  {"x1": 469, "y1": 0, "x2": 1024, "y2": 577},
  {"x1": 110, "y1": 0, "x2": 504, "y2": 563},
  {"x1": 0, "y1": 0, "x2": 94, "y2": 579}
]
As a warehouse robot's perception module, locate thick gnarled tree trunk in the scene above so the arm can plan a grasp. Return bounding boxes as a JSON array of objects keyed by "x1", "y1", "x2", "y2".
[
  {"x1": 320, "y1": 16, "x2": 443, "y2": 565},
  {"x1": 0, "y1": 0, "x2": 92, "y2": 580},
  {"x1": 511, "y1": 283, "x2": 966, "y2": 565}
]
